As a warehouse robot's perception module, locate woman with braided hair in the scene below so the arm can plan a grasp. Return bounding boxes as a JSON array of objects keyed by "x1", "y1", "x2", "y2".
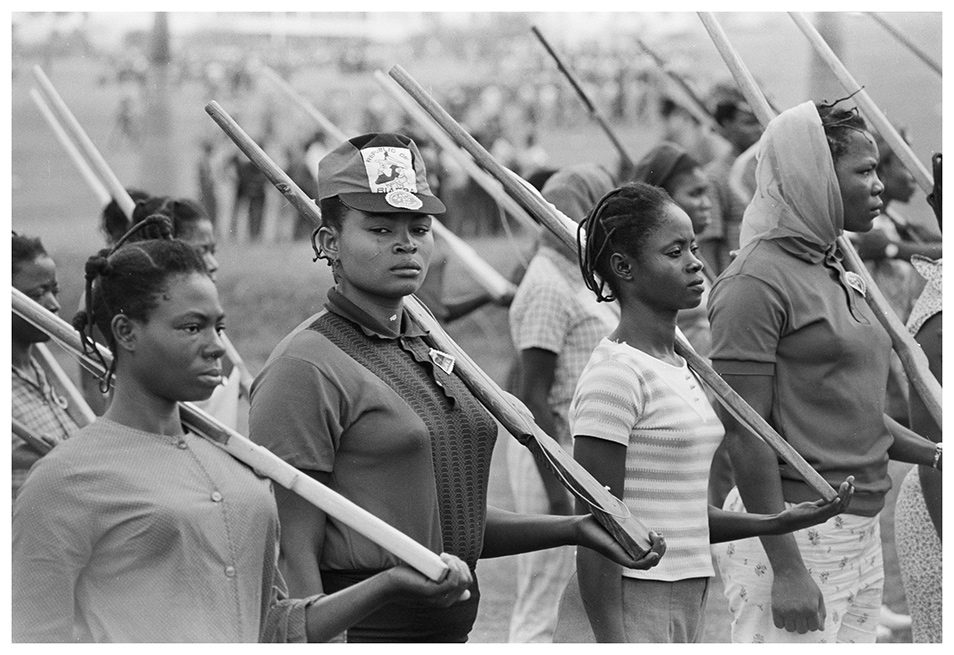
[
  {"x1": 12, "y1": 217, "x2": 473, "y2": 643},
  {"x1": 79, "y1": 193, "x2": 222, "y2": 416},
  {"x1": 554, "y1": 182, "x2": 853, "y2": 643},
  {"x1": 707, "y1": 100, "x2": 942, "y2": 643}
]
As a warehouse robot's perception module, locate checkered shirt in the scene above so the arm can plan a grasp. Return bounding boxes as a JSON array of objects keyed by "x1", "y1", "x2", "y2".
[
  {"x1": 11, "y1": 359, "x2": 79, "y2": 497},
  {"x1": 508, "y1": 246, "x2": 617, "y2": 446}
]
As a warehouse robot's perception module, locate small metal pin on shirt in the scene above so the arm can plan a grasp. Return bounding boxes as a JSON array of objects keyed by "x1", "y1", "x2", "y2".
[
  {"x1": 428, "y1": 348, "x2": 455, "y2": 375},
  {"x1": 844, "y1": 271, "x2": 867, "y2": 296}
]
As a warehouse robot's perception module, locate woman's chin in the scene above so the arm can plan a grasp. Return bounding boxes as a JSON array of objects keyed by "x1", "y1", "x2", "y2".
[
  {"x1": 392, "y1": 281, "x2": 424, "y2": 298},
  {"x1": 180, "y1": 383, "x2": 221, "y2": 404},
  {"x1": 681, "y1": 290, "x2": 705, "y2": 309}
]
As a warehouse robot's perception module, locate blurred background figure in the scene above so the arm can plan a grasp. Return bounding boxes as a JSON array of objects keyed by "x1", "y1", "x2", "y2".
[
  {"x1": 11, "y1": 232, "x2": 80, "y2": 500},
  {"x1": 700, "y1": 83, "x2": 763, "y2": 275},
  {"x1": 506, "y1": 163, "x2": 616, "y2": 643}
]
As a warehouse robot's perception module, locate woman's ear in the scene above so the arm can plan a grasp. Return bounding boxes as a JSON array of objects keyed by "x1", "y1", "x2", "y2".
[
  {"x1": 316, "y1": 226, "x2": 339, "y2": 261},
  {"x1": 609, "y1": 252, "x2": 634, "y2": 282},
  {"x1": 111, "y1": 314, "x2": 137, "y2": 353}
]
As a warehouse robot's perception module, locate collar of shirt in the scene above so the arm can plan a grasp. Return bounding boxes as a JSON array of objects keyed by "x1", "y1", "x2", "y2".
[
  {"x1": 773, "y1": 235, "x2": 839, "y2": 265},
  {"x1": 325, "y1": 287, "x2": 428, "y2": 340}
]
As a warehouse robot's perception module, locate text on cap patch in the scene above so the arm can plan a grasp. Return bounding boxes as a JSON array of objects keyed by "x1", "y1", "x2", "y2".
[{"x1": 361, "y1": 146, "x2": 418, "y2": 194}]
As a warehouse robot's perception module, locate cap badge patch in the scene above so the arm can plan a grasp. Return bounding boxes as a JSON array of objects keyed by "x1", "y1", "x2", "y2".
[
  {"x1": 361, "y1": 146, "x2": 418, "y2": 194},
  {"x1": 385, "y1": 189, "x2": 424, "y2": 210}
]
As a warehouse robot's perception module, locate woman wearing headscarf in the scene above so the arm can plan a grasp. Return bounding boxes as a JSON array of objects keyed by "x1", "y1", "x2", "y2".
[{"x1": 707, "y1": 100, "x2": 940, "y2": 643}]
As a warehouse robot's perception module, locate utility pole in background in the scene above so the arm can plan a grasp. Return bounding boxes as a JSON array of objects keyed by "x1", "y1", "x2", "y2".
[{"x1": 139, "y1": 12, "x2": 177, "y2": 194}]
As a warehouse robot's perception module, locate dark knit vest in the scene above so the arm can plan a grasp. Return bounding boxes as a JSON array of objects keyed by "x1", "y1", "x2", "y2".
[{"x1": 309, "y1": 312, "x2": 496, "y2": 567}]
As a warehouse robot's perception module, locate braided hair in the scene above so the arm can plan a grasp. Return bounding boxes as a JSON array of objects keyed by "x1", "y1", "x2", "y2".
[
  {"x1": 73, "y1": 216, "x2": 209, "y2": 392},
  {"x1": 130, "y1": 196, "x2": 211, "y2": 240},
  {"x1": 816, "y1": 97, "x2": 870, "y2": 164},
  {"x1": 100, "y1": 189, "x2": 152, "y2": 245},
  {"x1": 577, "y1": 182, "x2": 675, "y2": 303}
]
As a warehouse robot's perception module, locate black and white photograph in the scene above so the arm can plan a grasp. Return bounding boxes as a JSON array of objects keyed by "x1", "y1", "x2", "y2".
[{"x1": 6, "y1": 7, "x2": 943, "y2": 644}]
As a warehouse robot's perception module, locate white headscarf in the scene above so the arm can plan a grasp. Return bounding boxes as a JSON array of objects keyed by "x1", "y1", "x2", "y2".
[{"x1": 738, "y1": 101, "x2": 844, "y2": 249}]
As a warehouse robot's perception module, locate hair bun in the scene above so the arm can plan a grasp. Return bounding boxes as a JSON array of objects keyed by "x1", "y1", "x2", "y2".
[
  {"x1": 84, "y1": 253, "x2": 112, "y2": 280},
  {"x1": 136, "y1": 215, "x2": 175, "y2": 241},
  {"x1": 109, "y1": 214, "x2": 175, "y2": 249},
  {"x1": 71, "y1": 310, "x2": 89, "y2": 332}
]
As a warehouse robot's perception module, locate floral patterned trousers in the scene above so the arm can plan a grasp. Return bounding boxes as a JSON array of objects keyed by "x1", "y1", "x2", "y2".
[{"x1": 714, "y1": 487, "x2": 883, "y2": 643}]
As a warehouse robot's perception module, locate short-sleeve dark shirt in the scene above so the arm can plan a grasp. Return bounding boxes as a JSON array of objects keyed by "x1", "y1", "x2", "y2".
[
  {"x1": 249, "y1": 289, "x2": 497, "y2": 571},
  {"x1": 708, "y1": 237, "x2": 893, "y2": 515}
]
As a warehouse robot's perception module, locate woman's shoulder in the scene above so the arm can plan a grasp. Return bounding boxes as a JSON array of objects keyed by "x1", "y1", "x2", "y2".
[
  {"x1": 581, "y1": 339, "x2": 646, "y2": 379},
  {"x1": 252, "y1": 313, "x2": 383, "y2": 402},
  {"x1": 263, "y1": 311, "x2": 332, "y2": 360},
  {"x1": 722, "y1": 239, "x2": 790, "y2": 276},
  {"x1": 258, "y1": 313, "x2": 352, "y2": 377},
  {"x1": 17, "y1": 420, "x2": 131, "y2": 496},
  {"x1": 713, "y1": 240, "x2": 796, "y2": 298}
]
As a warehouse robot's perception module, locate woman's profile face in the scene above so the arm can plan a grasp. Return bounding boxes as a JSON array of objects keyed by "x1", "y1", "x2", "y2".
[
  {"x1": 330, "y1": 207, "x2": 435, "y2": 303},
  {"x1": 668, "y1": 168, "x2": 713, "y2": 235},
  {"x1": 835, "y1": 131, "x2": 885, "y2": 233}
]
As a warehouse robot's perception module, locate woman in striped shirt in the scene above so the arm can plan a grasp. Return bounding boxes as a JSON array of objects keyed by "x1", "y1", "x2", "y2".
[{"x1": 562, "y1": 182, "x2": 852, "y2": 642}]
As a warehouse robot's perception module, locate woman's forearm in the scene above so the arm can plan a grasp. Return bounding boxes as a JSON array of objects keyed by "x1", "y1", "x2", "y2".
[
  {"x1": 708, "y1": 505, "x2": 775, "y2": 543},
  {"x1": 272, "y1": 482, "x2": 328, "y2": 598},
  {"x1": 728, "y1": 430, "x2": 807, "y2": 573},
  {"x1": 718, "y1": 374, "x2": 808, "y2": 575},
  {"x1": 480, "y1": 505, "x2": 580, "y2": 557},
  {"x1": 577, "y1": 545, "x2": 626, "y2": 642},
  {"x1": 303, "y1": 570, "x2": 400, "y2": 642},
  {"x1": 885, "y1": 415, "x2": 938, "y2": 467}
]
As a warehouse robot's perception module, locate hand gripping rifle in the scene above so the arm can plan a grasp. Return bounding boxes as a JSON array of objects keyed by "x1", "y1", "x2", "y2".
[{"x1": 12, "y1": 287, "x2": 449, "y2": 582}]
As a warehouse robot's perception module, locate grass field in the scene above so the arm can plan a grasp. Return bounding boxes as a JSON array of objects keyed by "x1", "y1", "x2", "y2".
[{"x1": 10, "y1": 13, "x2": 937, "y2": 641}]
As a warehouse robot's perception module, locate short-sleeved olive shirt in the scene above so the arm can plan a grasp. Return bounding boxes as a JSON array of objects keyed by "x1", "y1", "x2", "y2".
[
  {"x1": 249, "y1": 289, "x2": 497, "y2": 570},
  {"x1": 708, "y1": 236, "x2": 893, "y2": 515}
]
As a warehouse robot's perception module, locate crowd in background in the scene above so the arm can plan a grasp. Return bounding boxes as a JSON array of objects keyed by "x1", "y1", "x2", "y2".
[{"x1": 10, "y1": 13, "x2": 942, "y2": 645}]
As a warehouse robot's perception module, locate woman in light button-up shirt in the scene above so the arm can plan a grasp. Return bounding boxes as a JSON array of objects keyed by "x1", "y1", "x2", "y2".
[{"x1": 12, "y1": 221, "x2": 471, "y2": 643}]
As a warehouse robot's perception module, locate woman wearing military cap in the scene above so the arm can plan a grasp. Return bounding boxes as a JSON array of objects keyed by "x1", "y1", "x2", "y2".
[{"x1": 248, "y1": 132, "x2": 665, "y2": 642}]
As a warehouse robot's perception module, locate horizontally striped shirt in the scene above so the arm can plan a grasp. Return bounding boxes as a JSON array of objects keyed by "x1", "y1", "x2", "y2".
[{"x1": 569, "y1": 339, "x2": 724, "y2": 581}]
